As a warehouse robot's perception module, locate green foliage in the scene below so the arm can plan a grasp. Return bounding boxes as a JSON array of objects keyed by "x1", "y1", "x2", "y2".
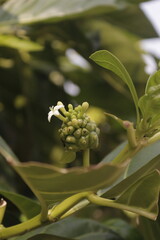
[
  {"x1": 11, "y1": 217, "x2": 126, "y2": 240},
  {"x1": 139, "y1": 216, "x2": 160, "y2": 240},
  {"x1": 0, "y1": 0, "x2": 148, "y2": 25},
  {"x1": 11, "y1": 158, "x2": 125, "y2": 208},
  {"x1": 0, "y1": 35, "x2": 43, "y2": 51},
  {"x1": 0, "y1": 190, "x2": 40, "y2": 219},
  {"x1": 138, "y1": 70, "x2": 160, "y2": 136},
  {"x1": 0, "y1": 0, "x2": 159, "y2": 239},
  {"x1": 115, "y1": 170, "x2": 160, "y2": 220},
  {"x1": 90, "y1": 50, "x2": 140, "y2": 122},
  {"x1": 105, "y1": 218, "x2": 142, "y2": 240}
]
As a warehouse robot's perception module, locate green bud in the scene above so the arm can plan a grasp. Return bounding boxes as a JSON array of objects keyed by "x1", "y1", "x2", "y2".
[
  {"x1": 74, "y1": 128, "x2": 82, "y2": 139},
  {"x1": 62, "y1": 127, "x2": 68, "y2": 134},
  {"x1": 79, "y1": 136, "x2": 87, "y2": 147},
  {"x1": 82, "y1": 102, "x2": 89, "y2": 112},
  {"x1": 68, "y1": 104, "x2": 73, "y2": 111},
  {"x1": 77, "y1": 119, "x2": 83, "y2": 126},
  {"x1": 55, "y1": 101, "x2": 100, "y2": 152},
  {"x1": 67, "y1": 126, "x2": 74, "y2": 134},
  {"x1": 66, "y1": 136, "x2": 76, "y2": 143},
  {"x1": 86, "y1": 122, "x2": 95, "y2": 131},
  {"x1": 89, "y1": 132, "x2": 99, "y2": 148},
  {"x1": 67, "y1": 121, "x2": 72, "y2": 126},
  {"x1": 72, "y1": 119, "x2": 79, "y2": 128},
  {"x1": 82, "y1": 128, "x2": 89, "y2": 136},
  {"x1": 82, "y1": 119, "x2": 87, "y2": 127}
]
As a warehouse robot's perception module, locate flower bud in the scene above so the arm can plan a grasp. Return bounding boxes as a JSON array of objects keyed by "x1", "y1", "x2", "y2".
[{"x1": 49, "y1": 101, "x2": 100, "y2": 152}]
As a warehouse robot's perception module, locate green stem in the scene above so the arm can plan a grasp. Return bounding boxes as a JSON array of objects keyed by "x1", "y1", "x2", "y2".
[
  {"x1": 83, "y1": 149, "x2": 90, "y2": 167},
  {"x1": 0, "y1": 213, "x2": 42, "y2": 239},
  {"x1": 148, "y1": 132, "x2": 160, "y2": 144},
  {"x1": 111, "y1": 140, "x2": 145, "y2": 165},
  {"x1": 87, "y1": 194, "x2": 156, "y2": 220},
  {"x1": 111, "y1": 144, "x2": 130, "y2": 164},
  {"x1": 0, "y1": 199, "x2": 7, "y2": 224},
  {"x1": 124, "y1": 121, "x2": 137, "y2": 148},
  {"x1": 48, "y1": 192, "x2": 91, "y2": 221}
]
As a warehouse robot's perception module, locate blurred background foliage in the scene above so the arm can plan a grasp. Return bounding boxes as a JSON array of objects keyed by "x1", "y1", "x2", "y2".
[{"x1": 0, "y1": 0, "x2": 159, "y2": 229}]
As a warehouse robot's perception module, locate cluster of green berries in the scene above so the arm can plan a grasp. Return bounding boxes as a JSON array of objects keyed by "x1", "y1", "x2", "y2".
[{"x1": 48, "y1": 101, "x2": 100, "y2": 152}]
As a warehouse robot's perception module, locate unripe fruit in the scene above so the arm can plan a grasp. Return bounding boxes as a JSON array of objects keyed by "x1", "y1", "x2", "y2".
[{"x1": 58, "y1": 102, "x2": 100, "y2": 152}]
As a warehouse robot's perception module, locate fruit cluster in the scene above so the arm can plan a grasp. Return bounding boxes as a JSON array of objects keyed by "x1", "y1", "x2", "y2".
[{"x1": 48, "y1": 101, "x2": 100, "y2": 152}]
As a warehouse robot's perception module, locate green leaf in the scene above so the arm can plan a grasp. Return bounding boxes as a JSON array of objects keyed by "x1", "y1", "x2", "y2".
[
  {"x1": 138, "y1": 70, "x2": 160, "y2": 134},
  {"x1": 0, "y1": 0, "x2": 126, "y2": 25},
  {"x1": 105, "y1": 4, "x2": 158, "y2": 38},
  {"x1": 0, "y1": 190, "x2": 40, "y2": 219},
  {"x1": 115, "y1": 170, "x2": 160, "y2": 220},
  {"x1": 139, "y1": 216, "x2": 160, "y2": 240},
  {"x1": 0, "y1": 136, "x2": 126, "y2": 215},
  {"x1": 60, "y1": 151, "x2": 76, "y2": 164},
  {"x1": 0, "y1": 136, "x2": 19, "y2": 164},
  {"x1": 101, "y1": 140, "x2": 160, "y2": 198},
  {"x1": 28, "y1": 234, "x2": 73, "y2": 240},
  {"x1": 101, "y1": 141, "x2": 127, "y2": 163},
  {"x1": 105, "y1": 218, "x2": 143, "y2": 240},
  {"x1": 90, "y1": 50, "x2": 140, "y2": 122},
  {"x1": 11, "y1": 217, "x2": 123, "y2": 240},
  {"x1": 145, "y1": 70, "x2": 160, "y2": 93},
  {"x1": 0, "y1": 35, "x2": 43, "y2": 51},
  {"x1": 13, "y1": 161, "x2": 125, "y2": 211}
]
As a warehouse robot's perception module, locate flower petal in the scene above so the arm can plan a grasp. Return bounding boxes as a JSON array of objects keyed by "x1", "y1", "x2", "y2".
[{"x1": 48, "y1": 111, "x2": 54, "y2": 122}]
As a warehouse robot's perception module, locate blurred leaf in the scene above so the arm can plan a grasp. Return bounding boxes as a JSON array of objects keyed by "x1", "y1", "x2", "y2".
[
  {"x1": 139, "y1": 215, "x2": 160, "y2": 240},
  {"x1": 105, "y1": 218, "x2": 143, "y2": 240},
  {"x1": 0, "y1": 136, "x2": 19, "y2": 164},
  {"x1": 0, "y1": 0, "x2": 126, "y2": 25},
  {"x1": 0, "y1": 35, "x2": 43, "y2": 51},
  {"x1": 101, "y1": 141, "x2": 127, "y2": 163},
  {"x1": 106, "y1": 5, "x2": 158, "y2": 38},
  {"x1": 60, "y1": 151, "x2": 76, "y2": 164},
  {"x1": 115, "y1": 170, "x2": 160, "y2": 220},
  {"x1": 28, "y1": 234, "x2": 73, "y2": 240},
  {"x1": 12, "y1": 217, "x2": 123, "y2": 240},
  {"x1": 0, "y1": 190, "x2": 40, "y2": 219},
  {"x1": 90, "y1": 50, "x2": 140, "y2": 122}
]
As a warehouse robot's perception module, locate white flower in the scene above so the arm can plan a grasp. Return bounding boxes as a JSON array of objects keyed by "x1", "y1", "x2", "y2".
[{"x1": 48, "y1": 104, "x2": 64, "y2": 122}]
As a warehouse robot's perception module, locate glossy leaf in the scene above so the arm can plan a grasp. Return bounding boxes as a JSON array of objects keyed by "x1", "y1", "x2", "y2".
[
  {"x1": 115, "y1": 170, "x2": 160, "y2": 220},
  {"x1": 0, "y1": 35, "x2": 43, "y2": 51},
  {"x1": 90, "y1": 50, "x2": 140, "y2": 122},
  {"x1": 0, "y1": 190, "x2": 40, "y2": 219},
  {"x1": 12, "y1": 217, "x2": 123, "y2": 240}
]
